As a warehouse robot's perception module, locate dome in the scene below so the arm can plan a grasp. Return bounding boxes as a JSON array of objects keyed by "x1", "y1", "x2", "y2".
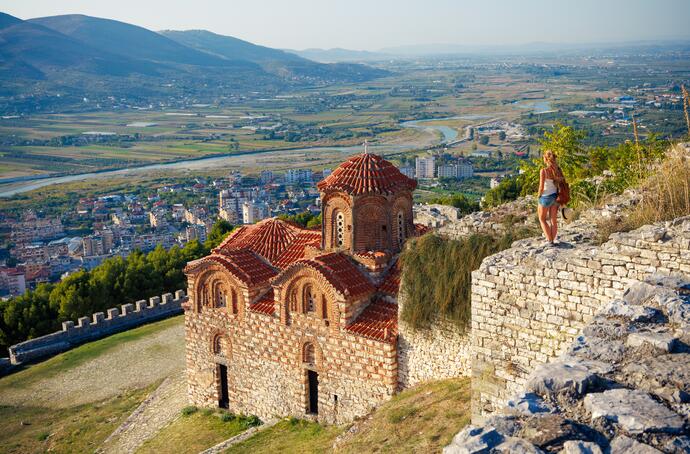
[{"x1": 317, "y1": 152, "x2": 416, "y2": 196}]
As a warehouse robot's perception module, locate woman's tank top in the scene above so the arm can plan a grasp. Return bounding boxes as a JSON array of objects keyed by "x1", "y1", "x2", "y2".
[{"x1": 542, "y1": 167, "x2": 558, "y2": 196}]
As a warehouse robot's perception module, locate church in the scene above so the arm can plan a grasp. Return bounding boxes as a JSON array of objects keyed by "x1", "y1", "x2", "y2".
[{"x1": 183, "y1": 148, "x2": 422, "y2": 424}]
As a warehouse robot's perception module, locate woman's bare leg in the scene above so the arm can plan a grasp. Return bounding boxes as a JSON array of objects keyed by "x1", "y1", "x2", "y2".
[
  {"x1": 538, "y1": 204, "x2": 553, "y2": 242},
  {"x1": 549, "y1": 204, "x2": 559, "y2": 241}
]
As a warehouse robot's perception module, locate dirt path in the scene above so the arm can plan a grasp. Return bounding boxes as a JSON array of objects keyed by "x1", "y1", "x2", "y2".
[
  {"x1": 99, "y1": 372, "x2": 188, "y2": 454},
  {"x1": 0, "y1": 320, "x2": 185, "y2": 408}
]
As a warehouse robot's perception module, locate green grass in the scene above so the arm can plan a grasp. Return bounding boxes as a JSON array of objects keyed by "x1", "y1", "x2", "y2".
[
  {"x1": 136, "y1": 409, "x2": 259, "y2": 454},
  {"x1": 0, "y1": 384, "x2": 155, "y2": 454},
  {"x1": 0, "y1": 315, "x2": 183, "y2": 392},
  {"x1": 226, "y1": 418, "x2": 344, "y2": 454},
  {"x1": 227, "y1": 378, "x2": 471, "y2": 454}
]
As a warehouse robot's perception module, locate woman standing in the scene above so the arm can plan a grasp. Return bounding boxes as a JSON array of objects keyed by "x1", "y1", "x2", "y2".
[{"x1": 537, "y1": 150, "x2": 565, "y2": 245}]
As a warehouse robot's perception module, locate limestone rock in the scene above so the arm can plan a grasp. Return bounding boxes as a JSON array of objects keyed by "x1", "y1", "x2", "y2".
[
  {"x1": 559, "y1": 440, "x2": 603, "y2": 454},
  {"x1": 565, "y1": 335, "x2": 625, "y2": 364},
  {"x1": 618, "y1": 353, "x2": 690, "y2": 403},
  {"x1": 506, "y1": 392, "x2": 554, "y2": 416},
  {"x1": 623, "y1": 282, "x2": 662, "y2": 306},
  {"x1": 664, "y1": 435, "x2": 690, "y2": 454},
  {"x1": 443, "y1": 426, "x2": 504, "y2": 454},
  {"x1": 526, "y1": 362, "x2": 601, "y2": 399},
  {"x1": 518, "y1": 415, "x2": 603, "y2": 452},
  {"x1": 609, "y1": 435, "x2": 662, "y2": 454},
  {"x1": 626, "y1": 331, "x2": 678, "y2": 353},
  {"x1": 492, "y1": 437, "x2": 545, "y2": 453},
  {"x1": 584, "y1": 389, "x2": 685, "y2": 434},
  {"x1": 482, "y1": 416, "x2": 521, "y2": 437},
  {"x1": 600, "y1": 299, "x2": 660, "y2": 323}
]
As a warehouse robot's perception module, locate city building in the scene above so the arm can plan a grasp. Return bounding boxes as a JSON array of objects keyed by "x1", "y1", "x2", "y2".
[
  {"x1": 242, "y1": 201, "x2": 269, "y2": 224},
  {"x1": 183, "y1": 150, "x2": 419, "y2": 424},
  {"x1": 149, "y1": 210, "x2": 168, "y2": 229},
  {"x1": 0, "y1": 267, "x2": 26, "y2": 296},
  {"x1": 398, "y1": 165, "x2": 415, "y2": 179},
  {"x1": 285, "y1": 169, "x2": 313, "y2": 185},
  {"x1": 415, "y1": 156, "x2": 435, "y2": 179},
  {"x1": 437, "y1": 161, "x2": 474, "y2": 179}
]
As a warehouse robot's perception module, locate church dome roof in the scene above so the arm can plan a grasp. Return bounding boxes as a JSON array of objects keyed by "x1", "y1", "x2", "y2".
[{"x1": 317, "y1": 152, "x2": 416, "y2": 196}]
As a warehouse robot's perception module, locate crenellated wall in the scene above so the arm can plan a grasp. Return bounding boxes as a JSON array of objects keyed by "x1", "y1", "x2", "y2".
[
  {"x1": 8, "y1": 290, "x2": 186, "y2": 365},
  {"x1": 470, "y1": 216, "x2": 690, "y2": 420}
]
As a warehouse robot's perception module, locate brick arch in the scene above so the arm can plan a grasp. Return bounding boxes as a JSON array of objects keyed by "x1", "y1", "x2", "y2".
[
  {"x1": 194, "y1": 267, "x2": 244, "y2": 315},
  {"x1": 297, "y1": 336, "x2": 323, "y2": 369},
  {"x1": 282, "y1": 273, "x2": 336, "y2": 323},
  {"x1": 322, "y1": 192, "x2": 352, "y2": 250},
  {"x1": 391, "y1": 193, "x2": 413, "y2": 250},
  {"x1": 210, "y1": 330, "x2": 232, "y2": 358},
  {"x1": 275, "y1": 266, "x2": 341, "y2": 325},
  {"x1": 354, "y1": 198, "x2": 390, "y2": 252}
]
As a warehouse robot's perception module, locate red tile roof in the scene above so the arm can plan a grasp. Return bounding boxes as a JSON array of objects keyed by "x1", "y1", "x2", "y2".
[
  {"x1": 293, "y1": 252, "x2": 375, "y2": 299},
  {"x1": 186, "y1": 250, "x2": 277, "y2": 287},
  {"x1": 215, "y1": 218, "x2": 322, "y2": 269},
  {"x1": 250, "y1": 289, "x2": 276, "y2": 315},
  {"x1": 345, "y1": 297, "x2": 398, "y2": 343},
  {"x1": 378, "y1": 261, "x2": 401, "y2": 296},
  {"x1": 317, "y1": 153, "x2": 416, "y2": 196},
  {"x1": 274, "y1": 231, "x2": 322, "y2": 269},
  {"x1": 414, "y1": 223, "x2": 431, "y2": 236}
]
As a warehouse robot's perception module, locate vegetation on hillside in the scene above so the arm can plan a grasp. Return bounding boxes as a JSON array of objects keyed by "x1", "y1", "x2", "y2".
[
  {"x1": 278, "y1": 211, "x2": 322, "y2": 229},
  {"x1": 482, "y1": 122, "x2": 670, "y2": 208},
  {"x1": 427, "y1": 193, "x2": 480, "y2": 215},
  {"x1": 400, "y1": 226, "x2": 534, "y2": 331},
  {"x1": 0, "y1": 221, "x2": 233, "y2": 354}
]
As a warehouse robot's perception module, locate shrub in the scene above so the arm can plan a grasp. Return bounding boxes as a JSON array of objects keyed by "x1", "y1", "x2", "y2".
[
  {"x1": 428, "y1": 193, "x2": 480, "y2": 215},
  {"x1": 400, "y1": 230, "x2": 532, "y2": 331},
  {"x1": 220, "y1": 412, "x2": 235, "y2": 422},
  {"x1": 181, "y1": 406, "x2": 198, "y2": 416},
  {"x1": 245, "y1": 415, "x2": 261, "y2": 427},
  {"x1": 596, "y1": 146, "x2": 690, "y2": 243}
]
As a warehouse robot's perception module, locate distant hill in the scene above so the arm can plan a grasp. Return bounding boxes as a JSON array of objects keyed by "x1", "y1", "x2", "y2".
[
  {"x1": 0, "y1": 12, "x2": 155, "y2": 79},
  {"x1": 0, "y1": 13, "x2": 388, "y2": 113},
  {"x1": 162, "y1": 30, "x2": 389, "y2": 82},
  {"x1": 287, "y1": 47, "x2": 389, "y2": 63}
]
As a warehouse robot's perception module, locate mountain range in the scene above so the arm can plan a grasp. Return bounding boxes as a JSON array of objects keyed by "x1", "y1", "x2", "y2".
[{"x1": 0, "y1": 12, "x2": 388, "y2": 111}]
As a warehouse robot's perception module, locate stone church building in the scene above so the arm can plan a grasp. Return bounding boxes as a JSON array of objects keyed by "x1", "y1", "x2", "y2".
[{"x1": 183, "y1": 150, "x2": 422, "y2": 424}]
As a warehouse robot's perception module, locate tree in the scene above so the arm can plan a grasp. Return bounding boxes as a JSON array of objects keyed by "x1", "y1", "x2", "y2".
[
  {"x1": 428, "y1": 193, "x2": 480, "y2": 215},
  {"x1": 498, "y1": 131, "x2": 507, "y2": 141},
  {"x1": 480, "y1": 136, "x2": 490, "y2": 145},
  {"x1": 204, "y1": 220, "x2": 235, "y2": 251}
]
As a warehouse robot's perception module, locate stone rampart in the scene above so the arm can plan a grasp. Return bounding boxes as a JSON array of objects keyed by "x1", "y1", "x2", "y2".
[
  {"x1": 446, "y1": 276, "x2": 690, "y2": 453},
  {"x1": 8, "y1": 290, "x2": 186, "y2": 365},
  {"x1": 470, "y1": 215, "x2": 690, "y2": 420}
]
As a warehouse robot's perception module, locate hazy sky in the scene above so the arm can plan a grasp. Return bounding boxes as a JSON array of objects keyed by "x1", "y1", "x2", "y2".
[{"x1": 2, "y1": 0, "x2": 690, "y2": 50}]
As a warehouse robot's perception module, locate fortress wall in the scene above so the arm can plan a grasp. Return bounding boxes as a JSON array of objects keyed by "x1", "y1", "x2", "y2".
[
  {"x1": 8, "y1": 290, "x2": 186, "y2": 365},
  {"x1": 470, "y1": 216, "x2": 690, "y2": 421},
  {"x1": 397, "y1": 294, "x2": 472, "y2": 389}
]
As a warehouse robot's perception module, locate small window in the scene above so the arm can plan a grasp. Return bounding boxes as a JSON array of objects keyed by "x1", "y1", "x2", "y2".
[
  {"x1": 303, "y1": 342, "x2": 316, "y2": 364},
  {"x1": 231, "y1": 289, "x2": 238, "y2": 314},
  {"x1": 397, "y1": 211, "x2": 405, "y2": 244},
  {"x1": 336, "y1": 212, "x2": 345, "y2": 247},
  {"x1": 321, "y1": 295, "x2": 328, "y2": 320},
  {"x1": 304, "y1": 285, "x2": 315, "y2": 313}
]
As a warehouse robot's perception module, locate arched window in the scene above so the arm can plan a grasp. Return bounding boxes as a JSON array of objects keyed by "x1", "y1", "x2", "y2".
[
  {"x1": 335, "y1": 212, "x2": 345, "y2": 247},
  {"x1": 397, "y1": 211, "x2": 405, "y2": 245},
  {"x1": 289, "y1": 288, "x2": 299, "y2": 312},
  {"x1": 303, "y1": 285, "x2": 315, "y2": 313},
  {"x1": 230, "y1": 289, "x2": 238, "y2": 314},
  {"x1": 303, "y1": 342, "x2": 316, "y2": 364},
  {"x1": 214, "y1": 284, "x2": 226, "y2": 308},
  {"x1": 321, "y1": 295, "x2": 328, "y2": 320},
  {"x1": 212, "y1": 334, "x2": 228, "y2": 355}
]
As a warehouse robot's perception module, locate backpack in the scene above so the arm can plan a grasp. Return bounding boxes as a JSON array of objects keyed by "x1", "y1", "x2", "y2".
[{"x1": 556, "y1": 180, "x2": 570, "y2": 205}]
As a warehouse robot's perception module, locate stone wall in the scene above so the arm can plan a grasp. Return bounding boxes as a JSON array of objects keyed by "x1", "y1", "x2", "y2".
[
  {"x1": 397, "y1": 291, "x2": 472, "y2": 388},
  {"x1": 8, "y1": 290, "x2": 186, "y2": 365},
  {"x1": 445, "y1": 276, "x2": 690, "y2": 453},
  {"x1": 470, "y1": 215, "x2": 690, "y2": 421},
  {"x1": 185, "y1": 303, "x2": 397, "y2": 425}
]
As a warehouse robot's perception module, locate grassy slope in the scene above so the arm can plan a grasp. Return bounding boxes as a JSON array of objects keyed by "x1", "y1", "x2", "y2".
[
  {"x1": 0, "y1": 384, "x2": 155, "y2": 454},
  {"x1": 0, "y1": 315, "x2": 183, "y2": 391},
  {"x1": 137, "y1": 409, "x2": 258, "y2": 454},
  {"x1": 0, "y1": 316, "x2": 183, "y2": 454},
  {"x1": 227, "y1": 377, "x2": 471, "y2": 454}
]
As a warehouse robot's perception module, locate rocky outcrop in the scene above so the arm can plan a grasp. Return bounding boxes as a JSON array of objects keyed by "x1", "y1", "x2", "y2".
[{"x1": 446, "y1": 277, "x2": 690, "y2": 453}]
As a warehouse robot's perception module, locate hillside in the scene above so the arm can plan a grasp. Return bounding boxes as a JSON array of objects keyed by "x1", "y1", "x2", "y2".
[{"x1": 0, "y1": 13, "x2": 388, "y2": 112}]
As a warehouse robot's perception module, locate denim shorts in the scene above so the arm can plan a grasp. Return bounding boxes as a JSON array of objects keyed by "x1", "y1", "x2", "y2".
[{"x1": 539, "y1": 193, "x2": 558, "y2": 208}]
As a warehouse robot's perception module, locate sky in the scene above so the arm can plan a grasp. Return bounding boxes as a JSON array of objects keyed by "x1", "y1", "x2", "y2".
[{"x1": 2, "y1": 0, "x2": 690, "y2": 51}]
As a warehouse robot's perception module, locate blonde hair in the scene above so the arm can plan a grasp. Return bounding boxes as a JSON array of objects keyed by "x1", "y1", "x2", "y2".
[{"x1": 543, "y1": 149, "x2": 564, "y2": 181}]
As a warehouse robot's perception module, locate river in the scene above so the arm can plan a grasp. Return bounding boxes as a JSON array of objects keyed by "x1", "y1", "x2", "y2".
[{"x1": 0, "y1": 143, "x2": 414, "y2": 197}]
